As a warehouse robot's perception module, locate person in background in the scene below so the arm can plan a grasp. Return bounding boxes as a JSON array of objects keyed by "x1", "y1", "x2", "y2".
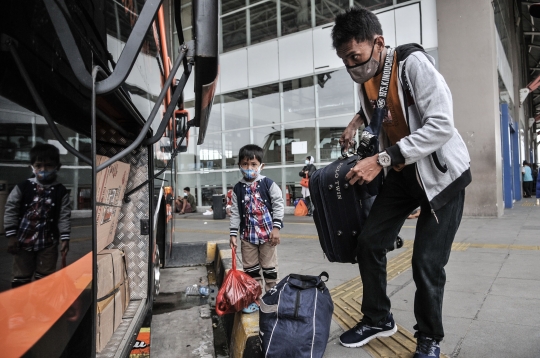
[
  {"x1": 178, "y1": 187, "x2": 197, "y2": 214},
  {"x1": 299, "y1": 155, "x2": 316, "y2": 216},
  {"x1": 4, "y1": 143, "x2": 71, "y2": 287},
  {"x1": 522, "y1": 161, "x2": 533, "y2": 198},
  {"x1": 532, "y1": 164, "x2": 538, "y2": 196},
  {"x1": 226, "y1": 189, "x2": 233, "y2": 217},
  {"x1": 229, "y1": 144, "x2": 284, "y2": 313}
]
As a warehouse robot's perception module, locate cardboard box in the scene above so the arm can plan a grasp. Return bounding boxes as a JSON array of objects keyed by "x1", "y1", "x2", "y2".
[
  {"x1": 96, "y1": 249, "x2": 130, "y2": 352},
  {"x1": 97, "y1": 249, "x2": 130, "y2": 308},
  {"x1": 96, "y1": 290, "x2": 123, "y2": 352},
  {"x1": 95, "y1": 155, "x2": 130, "y2": 252}
]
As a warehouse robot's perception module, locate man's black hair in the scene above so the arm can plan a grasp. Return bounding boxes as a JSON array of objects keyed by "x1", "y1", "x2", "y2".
[
  {"x1": 331, "y1": 7, "x2": 383, "y2": 49},
  {"x1": 30, "y1": 143, "x2": 61, "y2": 168},
  {"x1": 238, "y1": 144, "x2": 264, "y2": 164},
  {"x1": 184, "y1": 187, "x2": 190, "y2": 192}
]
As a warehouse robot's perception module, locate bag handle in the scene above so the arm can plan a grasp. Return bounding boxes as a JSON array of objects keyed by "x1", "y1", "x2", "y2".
[
  {"x1": 232, "y1": 249, "x2": 236, "y2": 271},
  {"x1": 288, "y1": 271, "x2": 330, "y2": 290}
]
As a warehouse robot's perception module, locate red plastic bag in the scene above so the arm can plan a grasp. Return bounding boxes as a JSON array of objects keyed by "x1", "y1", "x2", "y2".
[{"x1": 215, "y1": 252, "x2": 262, "y2": 316}]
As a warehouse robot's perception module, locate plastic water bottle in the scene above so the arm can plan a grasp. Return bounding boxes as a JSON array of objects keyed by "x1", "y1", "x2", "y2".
[
  {"x1": 185, "y1": 284, "x2": 211, "y2": 296},
  {"x1": 185, "y1": 284, "x2": 199, "y2": 296}
]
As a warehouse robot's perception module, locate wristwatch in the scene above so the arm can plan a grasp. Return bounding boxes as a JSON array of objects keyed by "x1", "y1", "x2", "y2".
[{"x1": 377, "y1": 151, "x2": 391, "y2": 168}]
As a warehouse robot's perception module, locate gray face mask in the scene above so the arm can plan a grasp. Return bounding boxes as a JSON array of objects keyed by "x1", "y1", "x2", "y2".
[{"x1": 346, "y1": 41, "x2": 380, "y2": 84}]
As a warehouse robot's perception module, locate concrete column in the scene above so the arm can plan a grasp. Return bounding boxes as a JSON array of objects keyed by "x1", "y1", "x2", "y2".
[{"x1": 436, "y1": 0, "x2": 503, "y2": 217}]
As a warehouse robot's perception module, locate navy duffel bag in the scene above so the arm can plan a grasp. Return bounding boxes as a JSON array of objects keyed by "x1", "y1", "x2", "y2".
[{"x1": 259, "y1": 272, "x2": 333, "y2": 358}]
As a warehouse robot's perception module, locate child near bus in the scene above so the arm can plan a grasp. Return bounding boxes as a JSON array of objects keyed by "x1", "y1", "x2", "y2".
[
  {"x1": 4, "y1": 143, "x2": 71, "y2": 288},
  {"x1": 229, "y1": 144, "x2": 284, "y2": 313}
]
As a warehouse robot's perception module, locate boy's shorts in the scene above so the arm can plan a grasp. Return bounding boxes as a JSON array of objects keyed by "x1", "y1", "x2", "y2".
[{"x1": 12, "y1": 244, "x2": 59, "y2": 282}]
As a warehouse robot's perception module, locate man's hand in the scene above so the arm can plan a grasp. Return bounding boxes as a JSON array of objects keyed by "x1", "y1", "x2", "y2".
[
  {"x1": 230, "y1": 236, "x2": 237, "y2": 250},
  {"x1": 61, "y1": 240, "x2": 70, "y2": 255},
  {"x1": 339, "y1": 114, "x2": 363, "y2": 151},
  {"x1": 7, "y1": 237, "x2": 19, "y2": 254},
  {"x1": 345, "y1": 155, "x2": 383, "y2": 185},
  {"x1": 269, "y1": 228, "x2": 281, "y2": 246}
]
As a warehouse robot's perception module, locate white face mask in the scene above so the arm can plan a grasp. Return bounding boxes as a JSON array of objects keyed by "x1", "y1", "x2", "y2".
[
  {"x1": 346, "y1": 40, "x2": 380, "y2": 84},
  {"x1": 305, "y1": 160, "x2": 310, "y2": 165},
  {"x1": 183, "y1": 192, "x2": 188, "y2": 197}
]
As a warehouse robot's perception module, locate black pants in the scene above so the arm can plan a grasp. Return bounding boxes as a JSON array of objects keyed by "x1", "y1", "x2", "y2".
[
  {"x1": 304, "y1": 196, "x2": 313, "y2": 215},
  {"x1": 357, "y1": 165, "x2": 465, "y2": 341},
  {"x1": 523, "y1": 181, "x2": 532, "y2": 197}
]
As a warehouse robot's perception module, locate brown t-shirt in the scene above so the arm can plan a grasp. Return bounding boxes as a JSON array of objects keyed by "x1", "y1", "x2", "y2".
[{"x1": 363, "y1": 54, "x2": 410, "y2": 145}]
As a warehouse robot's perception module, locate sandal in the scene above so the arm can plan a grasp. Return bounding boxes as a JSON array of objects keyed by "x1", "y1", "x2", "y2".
[{"x1": 242, "y1": 302, "x2": 259, "y2": 314}]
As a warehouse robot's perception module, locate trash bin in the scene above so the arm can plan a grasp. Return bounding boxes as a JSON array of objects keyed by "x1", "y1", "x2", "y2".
[
  {"x1": 0, "y1": 181, "x2": 8, "y2": 235},
  {"x1": 212, "y1": 194, "x2": 226, "y2": 220}
]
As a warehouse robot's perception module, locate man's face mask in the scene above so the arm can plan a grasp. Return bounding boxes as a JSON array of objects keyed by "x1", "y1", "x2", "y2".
[
  {"x1": 239, "y1": 164, "x2": 262, "y2": 180},
  {"x1": 346, "y1": 39, "x2": 381, "y2": 84}
]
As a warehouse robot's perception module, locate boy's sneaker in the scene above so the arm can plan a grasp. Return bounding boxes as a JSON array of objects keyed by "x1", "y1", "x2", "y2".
[
  {"x1": 339, "y1": 313, "x2": 397, "y2": 348},
  {"x1": 413, "y1": 336, "x2": 440, "y2": 358}
]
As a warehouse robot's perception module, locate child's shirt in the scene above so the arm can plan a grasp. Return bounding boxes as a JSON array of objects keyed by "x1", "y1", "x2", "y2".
[
  {"x1": 4, "y1": 178, "x2": 71, "y2": 251},
  {"x1": 243, "y1": 181, "x2": 273, "y2": 244},
  {"x1": 230, "y1": 174, "x2": 284, "y2": 243}
]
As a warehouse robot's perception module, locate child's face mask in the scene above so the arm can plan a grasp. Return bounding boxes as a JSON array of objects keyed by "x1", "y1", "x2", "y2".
[
  {"x1": 32, "y1": 163, "x2": 58, "y2": 184},
  {"x1": 239, "y1": 164, "x2": 262, "y2": 180}
]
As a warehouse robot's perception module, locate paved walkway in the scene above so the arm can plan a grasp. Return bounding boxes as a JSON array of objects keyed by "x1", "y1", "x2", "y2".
[{"x1": 172, "y1": 198, "x2": 540, "y2": 357}]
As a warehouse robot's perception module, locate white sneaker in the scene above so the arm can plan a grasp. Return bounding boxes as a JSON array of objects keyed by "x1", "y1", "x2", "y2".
[{"x1": 203, "y1": 210, "x2": 213, "y2": 215}]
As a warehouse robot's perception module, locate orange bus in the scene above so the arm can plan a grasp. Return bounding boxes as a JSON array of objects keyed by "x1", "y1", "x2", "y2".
[{"x1": 0, "y1": 0, "x2": 217, "y2": 356}]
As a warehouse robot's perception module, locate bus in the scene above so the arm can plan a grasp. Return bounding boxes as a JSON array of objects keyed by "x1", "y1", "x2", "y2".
[{"x1": 0, "y1": 0, "x2": 217, "y2": 356}]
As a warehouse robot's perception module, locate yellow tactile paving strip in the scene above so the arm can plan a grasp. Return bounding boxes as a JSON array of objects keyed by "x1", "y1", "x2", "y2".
[
  {"x1": 330, "y1": 240, "x2": 540, "y2": 357},
  {"x1": 330, "y1": 241, "x2": 427, "y2": 358}
]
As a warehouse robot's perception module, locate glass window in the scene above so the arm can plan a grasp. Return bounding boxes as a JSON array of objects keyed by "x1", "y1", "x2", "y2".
[
  {"x1": 200, "y1": 172, "x2": 224, "y2": 206},
  {"x1": 252, "y1": 84, "x2": 280, "y2": 127},
  {"x1": 223, "y1": 91, "x2": 250, "y2": 130},
  {"x1": 281, "y1": 0, "x2": 312, "y2": 36},
  {"x1": 224, "y1": 129, "x2": 251, "y2": 168},
  {"x1": 284, "y1": 166, "x2": 306, "y2": 203},
  {"x1": 222, "y1": 0, "x2": 246, "y2": 15},
  {"x1": 283, "y1": 121, "x2": 316, "y2": 164},
  {"x1": 250, "y1": 2, "x2": 278, "y2": 45},
  {"x1": 254, "y1": 125, "x2": 283, "y2": 166},
  {"x1": 283, "y1": 76, "x2": 315, "y2": 122},
  {"x1": 176, "y1": 126, "x2": 198, "y2": 171},
  {"x1": 318, "y1": 115, "x2": 353, "y2": 162},
  {"x1": 207, "y1": 95, "x2": 222, "y2": 133},
  {"x1": 314, "y1": 0, "x2": 349, "y2": 27},
  {"x1": 317, "y1": 68, "x2": 355, "y2": 118},
  {"x1": 181, "y1": 1, "x2": 192, "y2": 29},
  {"x1": 199, "y1": 132, "x2": 223, "y2": 170},
  {"x1": 222, "y1": 11, "x2": 247, "y2": 52},
  {"x1": 355, "y1": 0, "x2": 394, "y2": 11}
]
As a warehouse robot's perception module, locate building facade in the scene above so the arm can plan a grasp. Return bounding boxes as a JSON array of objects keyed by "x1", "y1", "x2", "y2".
[{"x1": 172, "y1": 0, "x2": 533, "y2": 216}]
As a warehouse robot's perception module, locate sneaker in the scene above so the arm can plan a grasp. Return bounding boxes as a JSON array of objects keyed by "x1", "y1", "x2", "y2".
[
  {"x1": 413, "y1": 336, "x2": 440, "y2": 358},
  {"x1": 339, "y1": 313, "x2": 397, "y2": 348},
  {"x1": 203, "y1": 210, "x2": 213, "y2": 216}
]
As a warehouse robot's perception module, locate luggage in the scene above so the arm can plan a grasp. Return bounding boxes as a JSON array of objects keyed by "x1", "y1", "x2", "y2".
[
  {"x1": 309, "y1": 153, "x2": 381, "y2": 263},
  {"x1": 259, "y1": 272, "x2": 333, "y2": 358},
  {"x1": 294, "y1": 199, "x2": 308, "y2": 216},
  {"x1": 309, "y1": 47, "x2": 406, "y2": 263}
]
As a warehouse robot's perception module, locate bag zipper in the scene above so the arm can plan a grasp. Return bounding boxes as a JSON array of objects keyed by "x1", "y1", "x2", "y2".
[{"x1": 294, "y1": 291, "x2": 301, "y2": 318}]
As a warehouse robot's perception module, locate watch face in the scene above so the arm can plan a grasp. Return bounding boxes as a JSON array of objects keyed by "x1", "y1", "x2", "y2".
[{"x1": 379, "y1": 153, "x2": 391, "y2": 166}]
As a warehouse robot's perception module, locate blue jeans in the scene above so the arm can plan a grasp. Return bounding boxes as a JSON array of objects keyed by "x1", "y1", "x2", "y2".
[{"x1": 357, "y1": 165, "x2": 465, "y2": 341}]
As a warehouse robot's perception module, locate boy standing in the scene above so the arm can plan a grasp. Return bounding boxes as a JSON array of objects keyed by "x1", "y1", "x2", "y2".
[
  {"x1": 229, "y1": 145, "x2": 284, "y2": 313},
  {"x1": 4, "y1": 143, "x2": 71, "y2": 288}
]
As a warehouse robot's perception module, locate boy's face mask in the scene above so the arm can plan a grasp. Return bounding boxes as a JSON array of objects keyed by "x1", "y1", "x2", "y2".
[
  {"x1": 305, "y1": 160, "x2": 310, "y2": 165},
  {"x1": 239, "y1": 164, "x2": 262, "y2": 180},
  {"x1": 32, "y1": 166, "x2": 58, "y2": 184},
  {"x1": 184, "y1": 192, "x2": 188, "y2": 197}
]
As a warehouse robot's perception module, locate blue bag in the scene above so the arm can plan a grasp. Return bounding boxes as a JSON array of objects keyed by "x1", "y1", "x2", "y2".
[{"x1": 259, "y1": 272, "x2": 333, "y2": 358}]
